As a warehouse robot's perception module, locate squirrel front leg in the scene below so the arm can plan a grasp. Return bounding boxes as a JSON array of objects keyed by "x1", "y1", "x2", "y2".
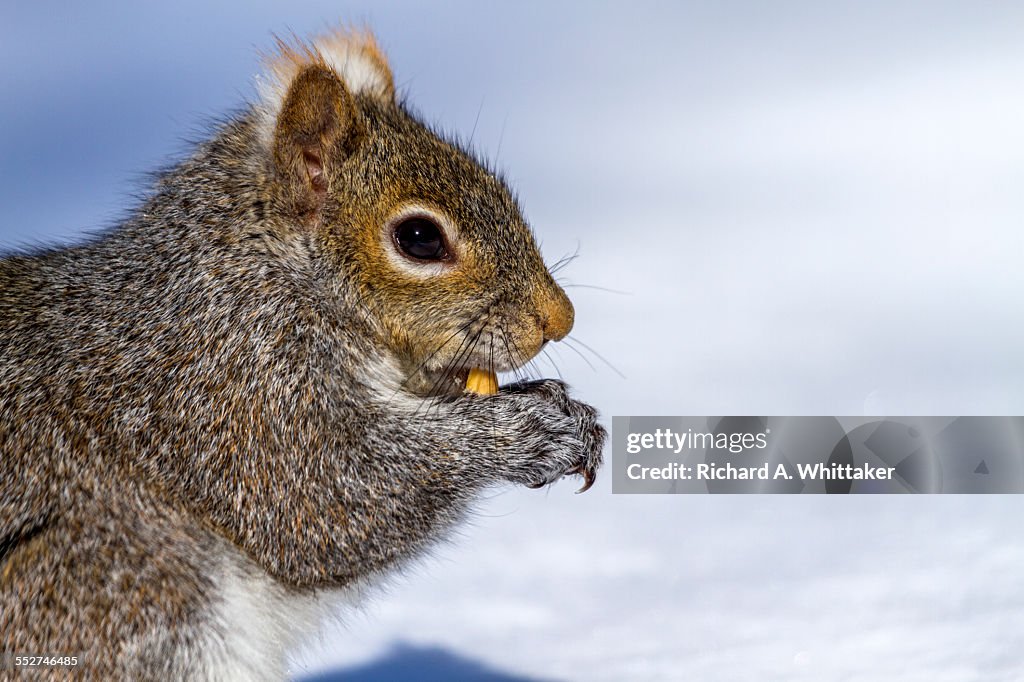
[{"x1": 401, "y1": 379, "x2": 606, "y2": 495}]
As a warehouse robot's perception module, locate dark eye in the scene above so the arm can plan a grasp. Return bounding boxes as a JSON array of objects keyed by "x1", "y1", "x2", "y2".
[{"x1": 394, "y1": 217, "x2": 448, "y2": 261}]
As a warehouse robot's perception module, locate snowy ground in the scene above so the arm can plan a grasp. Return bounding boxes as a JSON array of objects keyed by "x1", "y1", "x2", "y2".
[{"x1": 290, "y1": 490, "x2": 1024, "y2": 681}]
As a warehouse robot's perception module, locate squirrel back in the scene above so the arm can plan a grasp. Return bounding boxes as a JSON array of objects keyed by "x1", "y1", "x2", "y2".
[{"x1": 0, "y1": 28, "x2": 604, "y2": 679}]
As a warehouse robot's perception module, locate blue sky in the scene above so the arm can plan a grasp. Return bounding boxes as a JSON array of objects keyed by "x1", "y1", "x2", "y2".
[
  {"x1": 3, "y1": 3, "x2": 1024, "y2": 679},
  {"x1": 4, "y1": 1, "x2": 1023, "y2": 416}
]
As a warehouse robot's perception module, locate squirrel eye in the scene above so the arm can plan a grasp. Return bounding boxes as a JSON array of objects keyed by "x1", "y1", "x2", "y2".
[{"x1": 394, "y1": 217, "x2": 448, "y2": 261}]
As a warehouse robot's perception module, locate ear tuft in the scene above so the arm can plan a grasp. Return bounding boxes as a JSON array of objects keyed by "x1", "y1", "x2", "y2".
[
  {"x1": 258, "y1": 27, "x2": 395, "y2": 113},
  {"x1": 311, "y1": 28, "x2": 395, "y2": 101}
]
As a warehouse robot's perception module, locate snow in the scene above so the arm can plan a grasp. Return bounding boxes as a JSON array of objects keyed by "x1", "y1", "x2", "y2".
[{"x1": 290, "y1": 493, "x2": 1024, "y2": 681}]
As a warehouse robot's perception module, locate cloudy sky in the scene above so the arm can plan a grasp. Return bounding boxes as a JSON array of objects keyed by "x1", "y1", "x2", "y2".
[{"x1": 3, "y1": 2, "x2": 1024, "y2": 680}]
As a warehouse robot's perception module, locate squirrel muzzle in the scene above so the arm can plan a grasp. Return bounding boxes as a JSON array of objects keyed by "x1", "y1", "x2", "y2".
[
  {"x1": 463, "y1": 282, "x2": 573, "y2": 396},
  {"x1": 539, "y1": 281, "x2": 574, "y2": 343}
]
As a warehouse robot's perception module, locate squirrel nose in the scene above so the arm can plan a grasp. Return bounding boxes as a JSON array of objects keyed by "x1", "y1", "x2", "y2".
[{"x1": 539, "y1": 282, "x2": 574, "y2": 342}]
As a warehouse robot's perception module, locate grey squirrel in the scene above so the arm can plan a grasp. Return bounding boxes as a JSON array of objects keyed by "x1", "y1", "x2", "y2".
[{"x1": 0, "y1": 28, "x2": 605, "y2": 680}]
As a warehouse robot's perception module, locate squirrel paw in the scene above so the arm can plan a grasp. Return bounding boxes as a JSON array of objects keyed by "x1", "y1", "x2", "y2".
[{"x1": 502, "y1": 379, "x2": 606, "y2": 493}]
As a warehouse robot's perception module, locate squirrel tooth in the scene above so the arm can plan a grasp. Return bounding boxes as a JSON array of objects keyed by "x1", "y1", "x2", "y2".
[{"x1": 465, "y1": 368, "x2": 498, "y2": 395}]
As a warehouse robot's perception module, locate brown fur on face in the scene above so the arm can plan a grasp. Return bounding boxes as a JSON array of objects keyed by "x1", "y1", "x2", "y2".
[{"x1": 268, "y1": 37, "x2": 574, "y2": 396}]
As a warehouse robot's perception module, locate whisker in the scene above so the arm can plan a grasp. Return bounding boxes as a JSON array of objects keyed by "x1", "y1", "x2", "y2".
[
  {"x1": 408, "y1": 328, "x2": 477, "y2": 421},
  {"x1": 469, "y1": 98, "x2": 484, "y2": 148},
  {"x1": 388, "y1": 315, "x2": 479, "y2": 406},
  {"x1": 559, "y1": 283, "x2": 632, "y2": 295},
  {"x1": 548, "y1": 244, "x2": 581, "y2": 276},
  {"x1": 494, "y1": 113, "x2": 509, "y2": 166},
  {"x1": 509, "y1": 339, "x2": 534, "y2": 384},
  {"x1": 506, "y1": 335, "x2": 543, "y2": 385},
  {"x1": 498, "y1": 329, "x2": 528, "y2": 386},
  {"x1": 559, "y1": 338, "x2": 597, "y2": 372},
  {"x1": 565, "y1": 336, "x2": 625, "y2": 378},
  {"x1": 410, "y1": 295, "x2": 501, "y2": 422},
  {"x1": 488, "y1": 336, "x2": 499, "y2": 461},
  {"x1": 431, "y1": 321, "x2": 488, "y2": 401},
  {"x1": 541, "y1": 347, "x2": 564, "y2": 381},
  {"x1": 418, "y1": 326, "x2": 482, "y2": 415}
]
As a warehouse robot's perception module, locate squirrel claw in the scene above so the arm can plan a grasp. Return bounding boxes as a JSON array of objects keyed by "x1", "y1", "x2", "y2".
[
  {"x1": 526, "y1": 466, "x2": 594, "y2": 492},
  {"x1": 574, "y1": 467, "x2": 596, "y2": 494}
]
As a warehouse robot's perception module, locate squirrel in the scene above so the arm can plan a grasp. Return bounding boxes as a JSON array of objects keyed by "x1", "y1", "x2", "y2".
[{"x1": 0, "y1": 28, "x2": 605, "y2": 680}]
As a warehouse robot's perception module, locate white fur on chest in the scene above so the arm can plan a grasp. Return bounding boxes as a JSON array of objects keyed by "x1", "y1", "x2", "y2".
[{"x1": 198, "y1": 546, "x2": 361, "y2": 681}]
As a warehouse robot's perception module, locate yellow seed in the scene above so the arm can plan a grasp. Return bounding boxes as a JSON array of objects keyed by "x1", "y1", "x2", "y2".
[{"x1": 465, "y1": 368, "x2": 498, "y2": 395}]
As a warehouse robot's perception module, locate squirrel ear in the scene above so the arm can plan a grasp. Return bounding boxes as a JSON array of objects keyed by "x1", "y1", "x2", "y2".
[{"x1": 271, "y1": 64, "x2": 362, "y2": 221}]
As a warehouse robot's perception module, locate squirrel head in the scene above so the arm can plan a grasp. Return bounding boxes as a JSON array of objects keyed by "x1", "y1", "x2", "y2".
[{"x1": 258, "y1": 29, "x2": 573, "y2": 397}]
